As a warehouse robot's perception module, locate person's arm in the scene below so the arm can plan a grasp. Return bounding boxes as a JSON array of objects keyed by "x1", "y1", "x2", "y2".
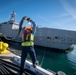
[{"x1": 31, "y1": 20, "x2": 36, "y2": 35}]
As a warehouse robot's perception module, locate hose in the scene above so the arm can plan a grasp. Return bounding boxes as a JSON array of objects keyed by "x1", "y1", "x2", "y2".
[
  {"x1": 0, "y1": 16, "x2": 28, "y2": 41},
  {"x1": 0, "y1": 33, "x2": 14, "y2": 40}
]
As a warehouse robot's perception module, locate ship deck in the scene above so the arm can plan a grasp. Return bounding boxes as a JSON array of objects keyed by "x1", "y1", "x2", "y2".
[
  {"x1": 0, "y1": 50, "x2": 57, "y2": 75},
  {"x1": 0, "y1": 46, "x2": 67, "y2": 75},
  {"x1": 0, "y1": 51, "x2": 37, "y2": 75}
]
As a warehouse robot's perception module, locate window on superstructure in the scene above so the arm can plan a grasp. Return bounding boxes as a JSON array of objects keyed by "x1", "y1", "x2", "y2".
[
  {"x1": 3, "y1": 22, "x2": 7, "y2": 24},
  {"x1": 47, "y1": 37, "x2": 51, "y2": 39},
  {"x1": 55, "y1": 36, "x2": 59, "y2": 39},
  {"x1": 9, "y1": 23, "x2": 13, "y2": 24}
]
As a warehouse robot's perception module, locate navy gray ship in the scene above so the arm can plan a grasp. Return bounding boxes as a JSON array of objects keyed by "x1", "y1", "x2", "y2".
[
  {"x1": 0, "y1": 12, "x2": 67, "y2": 75},
  {"x1": 0, "y1": 12, "x2": 76, "y2": 50}
]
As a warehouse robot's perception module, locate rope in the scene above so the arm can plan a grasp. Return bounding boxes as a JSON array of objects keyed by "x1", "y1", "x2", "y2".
[{"x1": 39, "y1": 49, "x2": 46, "y2": 67}]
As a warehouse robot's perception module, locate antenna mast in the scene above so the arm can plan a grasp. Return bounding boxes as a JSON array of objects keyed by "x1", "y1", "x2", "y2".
[{"x1": 10, "y1": 11, "x2": 16, "y2": 21}]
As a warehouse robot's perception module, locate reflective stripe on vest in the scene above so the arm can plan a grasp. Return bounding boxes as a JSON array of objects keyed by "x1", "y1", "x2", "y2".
[{"x1": 21, "y1": 34, "x2": 34, "y2": 46}]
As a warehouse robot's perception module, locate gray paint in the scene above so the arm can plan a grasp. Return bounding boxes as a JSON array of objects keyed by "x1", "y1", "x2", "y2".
[{"x1": 0, "y1": 20, "x2": 76, "y2": 50}]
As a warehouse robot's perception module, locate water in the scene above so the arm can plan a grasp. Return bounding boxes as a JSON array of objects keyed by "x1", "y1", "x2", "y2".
[{"x1": 8, "y1": 42, "x2": 76, "y2": 75}]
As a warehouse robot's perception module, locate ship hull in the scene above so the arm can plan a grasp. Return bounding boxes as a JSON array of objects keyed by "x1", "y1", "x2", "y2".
[{"x1": 0, "y1": 21, "x2": 76, "y2": 50}]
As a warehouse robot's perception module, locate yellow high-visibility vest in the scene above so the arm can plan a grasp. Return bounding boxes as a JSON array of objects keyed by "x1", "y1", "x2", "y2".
[{"x1": 21, "y1": 34, "x2": 34, "y2": 46}]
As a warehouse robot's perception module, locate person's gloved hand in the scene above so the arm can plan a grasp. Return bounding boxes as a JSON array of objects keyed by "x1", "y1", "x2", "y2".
[
  {"x1": 22, "y1": 16, "x2": 28, "y2": 20},
  {"x1": 27, "y1": 17, "x2": 31, "y2": 22}
]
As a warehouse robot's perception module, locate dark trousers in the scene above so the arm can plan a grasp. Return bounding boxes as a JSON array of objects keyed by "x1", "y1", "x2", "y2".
[{"x1": 20, "y1": 46, "x2": 36, "y2": 74}]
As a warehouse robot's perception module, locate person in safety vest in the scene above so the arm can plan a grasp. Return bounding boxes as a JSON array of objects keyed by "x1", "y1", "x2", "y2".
[{"x1": 19, "y1": 16, "x2": 37, "y2": 75}]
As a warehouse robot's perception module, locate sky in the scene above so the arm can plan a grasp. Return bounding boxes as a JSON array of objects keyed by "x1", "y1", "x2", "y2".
[{"x1": 0, "y1": 0, "x2": 76, "y2": 31}]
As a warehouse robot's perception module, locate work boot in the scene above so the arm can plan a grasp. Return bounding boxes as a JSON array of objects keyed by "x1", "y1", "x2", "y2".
[
  {"x1": 22, "y1": 72, "x2": 26, "y2": 75},
  {"x1": 17, "y1": 71, "x2": 26, "y2": 75},
  {"x1": 33, "y1": 64, "x2": 36, "y2": 68},
  {"x1": 17, "y1": 72, "x2": 26, "y2": 75}
]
